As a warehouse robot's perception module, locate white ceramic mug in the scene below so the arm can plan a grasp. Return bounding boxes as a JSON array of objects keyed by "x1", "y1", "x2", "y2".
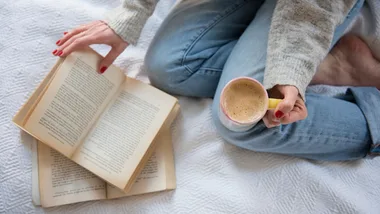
[{"x1": 219, "y1": 77, "x2": 282, "y2": 132}]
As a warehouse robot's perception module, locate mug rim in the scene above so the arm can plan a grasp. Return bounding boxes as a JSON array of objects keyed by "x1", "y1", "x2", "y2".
[{"x1": 219, "y1": 77, "x2": 269, "y2": 125}]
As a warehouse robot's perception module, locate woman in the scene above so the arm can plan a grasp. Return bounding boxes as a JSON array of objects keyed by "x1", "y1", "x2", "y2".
[{"x1": 53, "y1": 0, "x2": 380, "y2": 161}]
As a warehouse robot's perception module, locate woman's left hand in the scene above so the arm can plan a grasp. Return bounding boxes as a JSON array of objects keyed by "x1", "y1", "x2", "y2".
[{"x1": 262, "y1": 85, "x2": 308, "y2": 128}]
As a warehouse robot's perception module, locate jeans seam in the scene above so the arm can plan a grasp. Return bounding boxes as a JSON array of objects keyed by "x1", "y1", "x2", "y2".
[
  {"x1": 197, "y1": 67, "x2": 224, "y2": 72},
  {"x1": 184, "y1": 65, "x2": 222, "y2": 75},
  {"x1": 255, "y1": 122, "x2": 369, "y2": 143},
  {"x1": 179, "y1": 0, "x2": 250, "y2": 76},
  {"x1": 274, "y1": 125, "x2": 370, "y2": 143},
  {"x1": 345, "y1": 0, "x2": 364, "y2": 20},
  {"x1": 276, "y1": 131, "x2": 370, "y2": 143}
]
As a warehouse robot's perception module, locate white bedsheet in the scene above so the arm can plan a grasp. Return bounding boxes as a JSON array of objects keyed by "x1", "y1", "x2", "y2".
[{"x1": 1, "y1": 0, "x2": 380, "y2": 213}]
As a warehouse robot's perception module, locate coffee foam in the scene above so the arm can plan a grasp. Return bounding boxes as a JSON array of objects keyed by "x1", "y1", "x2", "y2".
[{"x1": 223, "y1": 79, "x2": 266, "y2": 123}]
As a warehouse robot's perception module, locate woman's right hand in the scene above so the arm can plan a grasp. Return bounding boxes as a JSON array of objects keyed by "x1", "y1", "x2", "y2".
[
  {"x1": 53, "y1": 20, "x2": 128, "y2": 73},
  {"x1": 263, "y1": 85, "x2": 308, "y2": 128}
]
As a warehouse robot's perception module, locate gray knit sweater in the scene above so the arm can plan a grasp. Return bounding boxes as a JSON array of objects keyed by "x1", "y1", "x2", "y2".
[{"x1": 104, "y1": 0, "x2": 355, "y2": 100}]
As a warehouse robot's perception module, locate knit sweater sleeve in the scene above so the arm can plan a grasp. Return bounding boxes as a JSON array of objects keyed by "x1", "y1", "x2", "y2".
[
  {"x1": 263, "y1": 0, "x2": 356, "y2": 100},
  {"x1": 104, "y1": 0, "x2": 158, "y2": 45}
]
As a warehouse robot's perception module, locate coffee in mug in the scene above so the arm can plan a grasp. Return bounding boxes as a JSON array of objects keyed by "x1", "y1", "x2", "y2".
[{"x1": 219, "y1": 77, "x2": 281, "y2": 132}]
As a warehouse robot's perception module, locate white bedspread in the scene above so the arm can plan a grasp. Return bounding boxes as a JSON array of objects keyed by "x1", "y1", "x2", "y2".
[{"x1": 1, "y1": 0, "x2": 380, "y2": 213}]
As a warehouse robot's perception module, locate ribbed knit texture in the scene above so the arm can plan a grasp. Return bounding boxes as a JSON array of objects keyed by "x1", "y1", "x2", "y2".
[
  {"x1": 264, "y1": 0, "x2": 356, "y2": 100},
  {"x1": 104, "y1": 0, "x2": 158, "y2": 45}
]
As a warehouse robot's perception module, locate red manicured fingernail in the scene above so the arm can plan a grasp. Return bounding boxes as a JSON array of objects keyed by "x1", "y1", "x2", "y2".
[
  {"x1": 100, "y1": 66, "x2": 107, "y2": 74},
  {"x1": 275, "y1": 111, "x2": 284, "y2": 119},
  {"x1": 52, "y1": 49, "x2": 57, "y2": 55},
  {"x1": 64, "y1": 32, "x2": 68, "y2": 35},
  {"x1": 57, "y1": 50, "x2": 63, "y2": 56},
  {"x1": 56, "y1": 40, "x2": 61, "y2": 45}
]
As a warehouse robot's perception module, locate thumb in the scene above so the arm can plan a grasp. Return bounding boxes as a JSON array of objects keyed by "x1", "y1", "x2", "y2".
[
  {"x1": 99, "y1": 47, "x2": 125, "y2": 74},
  {"x1": 274, "y1": 87, "x2": 298, "y2": 118}
]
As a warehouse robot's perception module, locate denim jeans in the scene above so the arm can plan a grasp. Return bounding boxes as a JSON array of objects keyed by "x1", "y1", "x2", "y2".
[{"x1": 145, "y1": 0, "x2": 380, "y2": 161}]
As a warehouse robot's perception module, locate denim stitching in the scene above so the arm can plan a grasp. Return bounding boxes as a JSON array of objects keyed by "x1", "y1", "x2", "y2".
[
  {"x1": 197, "y1": 67, "x2": 227, "y2": 72},
  {"x1": 179, "y1": 0, "x2": 250, "y2": 76},
  {"x1": 184, "y1": 65, "x2": 222, "y2": 75},
  {"x1": 273, "y1": 129, "x2": 370, "y2": 144}
]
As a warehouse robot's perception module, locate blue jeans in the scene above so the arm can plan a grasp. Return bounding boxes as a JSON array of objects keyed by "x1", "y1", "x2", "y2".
[{"x1": 145, "y1": 0, "x2": 380, "y2": 161}]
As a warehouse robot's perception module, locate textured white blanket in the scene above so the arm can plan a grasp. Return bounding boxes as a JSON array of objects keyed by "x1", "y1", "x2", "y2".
[{"x1": 1, "y1": 0, "x2": 380, "y2": 213}]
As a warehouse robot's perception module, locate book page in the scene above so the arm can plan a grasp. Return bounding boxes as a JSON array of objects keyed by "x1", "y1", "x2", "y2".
[
  {"x1": 13, "y1": 57, "x2": 63, "y2": 128},
  {"x1": 24, "y1": 51, "x2": 125, "y2": 157},
  {"x1": 72, "y1": 77, "x2": 177, "y2": 190},
  {"x1": 37, "y1": 142, "x2": 106, "y2": 208},
  {"x1": 106, "y1": 129, "x2": 176, "y2": 199},
  {"x1": 31, "y1": 139, "x2": 41, "y2": 206}
]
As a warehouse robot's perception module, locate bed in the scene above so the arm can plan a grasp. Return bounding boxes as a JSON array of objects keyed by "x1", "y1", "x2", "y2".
[{"x1": 1, "y1": 0, "x2": 380, "y2": 213}]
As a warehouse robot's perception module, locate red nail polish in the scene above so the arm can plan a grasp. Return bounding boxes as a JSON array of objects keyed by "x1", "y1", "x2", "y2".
[
  {"x1": 57, "y1": 50, "x2": 63, "y2": 56},
  {"x1": 56, "y1": 40, "x2": 60, "y2": 45},
  {"x1": 64, "y1": 32, "x2": 68, "y2": 35},
  {"x1": 52, "y1": 49, "x2": 57, "y2": 55},
  {"x1": 100, "y1": 66, "x2": 107, "y2": 74},
  {"x1": 275, "y1": 111, "x2": 284, "y2": 119}
]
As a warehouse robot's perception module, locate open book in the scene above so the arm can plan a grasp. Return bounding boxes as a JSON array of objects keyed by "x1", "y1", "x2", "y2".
[
  {"x1": 13, "y1": 49, "x2": 179, "y2": 192},
  {"x1": 32, "y1": 128, "x2": 176, "y2": 208}
]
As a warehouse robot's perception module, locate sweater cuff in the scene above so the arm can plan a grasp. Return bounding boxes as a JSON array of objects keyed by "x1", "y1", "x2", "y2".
[
  {"x1": 104, "y1": 6, "x2": 151, "y2": 45},
  {"x1": 263, "y1": 58, "x2": 315, "y2": 101}
]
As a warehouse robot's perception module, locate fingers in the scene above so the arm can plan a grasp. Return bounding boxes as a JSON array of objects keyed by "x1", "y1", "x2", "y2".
[
  {"x1": 264, "y1": 85, "x2": 308, "y2": 128},
  {"x1": 56, "y1": 23, "x2": 91, "y2": 46},
  {"x1": 99, "y1": 45, "x2": 127, "y2": 73},
  {"x1": 54, "y1": 25, "x2": 106, "y2": 57},
  {"x1": 55, "y1": 33, "x2": 83, "y2": 56},
  {"x1": 54, "y1": 21, "x2": 104, "y2": 56},
  {"x1": 280, "y1": 101, "x2": 308, "y2": 124},
  {"x1": 56, "y1": 21, "x2": 102, "y2": 46},
  {"x1": 57, "y1": 34, "x2": 98, "y2": 57},
  {"x1": 57, "y1": 27, "x2": 86, "y2": 46},
  {"x1": 264, "y1": 103, "x2": 307, "y2": 128},
  {"x1": 274, "y1": 87, "x2": 298, "y2": 119},
  {"x1": 263, "y1": 110, "x2": 281, "y2": 128}
]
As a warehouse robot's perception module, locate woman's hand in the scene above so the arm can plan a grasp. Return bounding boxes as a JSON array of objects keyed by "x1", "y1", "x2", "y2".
[
  {"x1": 53, "y1": 21, "x2": 128, "y2": 73},
  {"x1": 262, "y1": 85, "x2": 308, "y2": 128}
]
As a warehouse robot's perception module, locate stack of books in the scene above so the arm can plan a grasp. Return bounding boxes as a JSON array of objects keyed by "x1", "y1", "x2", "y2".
[{"x1": 13, "y1": 50, "x2": 180, "y2": 207}]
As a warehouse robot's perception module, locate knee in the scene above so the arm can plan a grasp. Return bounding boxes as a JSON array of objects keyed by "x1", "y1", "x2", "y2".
[
  {"x1": 144, "y1": 40, "x2": 188, "y2": 95},
  {"x1": 145, "y1": 41, "x2": 219, "y2": 98},
  {"x1": 144, "y1": 45, "x2": 174, "y2": 90}
]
